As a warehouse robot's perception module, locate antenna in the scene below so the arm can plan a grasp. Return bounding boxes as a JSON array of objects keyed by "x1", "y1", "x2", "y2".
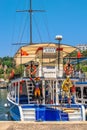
[{"x1": 16, "y1": 0, "x2": 45, "y2": 45}]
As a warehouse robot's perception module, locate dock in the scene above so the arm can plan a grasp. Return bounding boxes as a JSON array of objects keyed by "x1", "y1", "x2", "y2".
[{"x1": 1, "y1": 121, "x2": 87, "y2": 130}]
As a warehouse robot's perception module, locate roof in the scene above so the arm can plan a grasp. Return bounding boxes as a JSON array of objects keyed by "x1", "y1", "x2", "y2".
[
  {"x1": 14, "y1": 43, "x2": 77, "y2": 65},
  {"x1": 71, "y1": 57, "x2": 87, "y2": 64}
]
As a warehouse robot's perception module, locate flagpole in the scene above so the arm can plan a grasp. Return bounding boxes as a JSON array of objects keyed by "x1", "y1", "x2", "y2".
[
  {"x1": 20, "y1": 49, "x2": 29, "y2": 77},
  {"x1": 77, "y1": 51, "x2": 82, "y2": 72},
  {"x1": 20, "y1": 49, "x2": 22, "y2": 76}
]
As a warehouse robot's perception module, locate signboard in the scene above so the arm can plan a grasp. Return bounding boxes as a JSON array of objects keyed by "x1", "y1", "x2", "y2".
[
  {"x1": 43, "y1": 47, "x2": 56, "y2": 53},
  {"x1": 43, "y1": 66, "x2": 56, "y2": 78}
]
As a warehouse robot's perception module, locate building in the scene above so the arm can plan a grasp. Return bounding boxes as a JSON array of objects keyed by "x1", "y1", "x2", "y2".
[{"x1": 76, "y1": 44, "x2": 87, "y2": 51}]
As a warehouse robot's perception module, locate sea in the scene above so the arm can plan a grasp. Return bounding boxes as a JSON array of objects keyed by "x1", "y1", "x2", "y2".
[{"x1": 0, "y1": 88, "x2": 12, "y2": 121}]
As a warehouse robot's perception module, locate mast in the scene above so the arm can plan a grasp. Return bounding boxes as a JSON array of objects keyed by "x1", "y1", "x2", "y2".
[
  {"x1": 17, "y1": 0, "x2": 45, "y2": 45},
  {"x1": 30, "y1": 0, "x2": 32, "y2": 44}
]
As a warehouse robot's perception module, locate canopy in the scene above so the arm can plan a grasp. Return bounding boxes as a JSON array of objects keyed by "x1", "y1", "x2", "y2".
[{"x1": 14, "y1": 43, "x2": 77, "y2": 65}]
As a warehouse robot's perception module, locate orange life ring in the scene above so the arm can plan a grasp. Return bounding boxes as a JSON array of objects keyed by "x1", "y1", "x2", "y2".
[{"x1": 64, "y1": 63, "x2": 73, "y2": 75}]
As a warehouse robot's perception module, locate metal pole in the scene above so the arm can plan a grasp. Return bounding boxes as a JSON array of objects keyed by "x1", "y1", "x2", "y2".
[
  {"x1": 58, "y1": 40, "x2": 60, "y2": 70},
  {"x1": 30, "y1": 0, "x2": 32, "y2": 45},
  {"x1": 55, "y1": 35, "x2": 62, "y2": 77}
]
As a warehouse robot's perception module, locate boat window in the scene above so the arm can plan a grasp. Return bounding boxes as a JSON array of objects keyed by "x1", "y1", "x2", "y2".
[
  {"x1": 83, "y1": 87, "x2": 87, "y2": 99},
  {"x1": 10, "y1": 83, "x2": 15, "y2": 98},
  {"x1": 20, "y1": 81, "x2": 27, "y2": 96},
  {"x1": 76, "y1": 87, "x2": 81, "y2": 98}
]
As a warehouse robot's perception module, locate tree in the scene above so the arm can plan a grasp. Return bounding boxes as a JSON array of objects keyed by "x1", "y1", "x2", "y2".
[{"x1": 2, "y1": 56, "x2": 14, "y2": 68}]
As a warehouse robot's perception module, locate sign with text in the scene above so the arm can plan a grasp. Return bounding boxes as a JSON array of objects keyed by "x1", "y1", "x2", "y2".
[{"x1": 43, "y1": 47, "x2": 56, "y2": 53}]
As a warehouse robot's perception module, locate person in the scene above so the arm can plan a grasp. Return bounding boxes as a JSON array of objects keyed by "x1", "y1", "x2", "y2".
[
  {"x1": 70, "y1": 82, "x2": 76, "y2": 103},
  {"x1": 34, "y1": 82, "x2": 40, "y2": 98},
  {"x1": 31, "y1": 77, "x2": 43, "y2": 104},
  {"x1": 81, "y1": 71, "x2": 85, "y2": 82},
  {"x1": 61, "y1": 77, "x2": 73, "y2": 104}
]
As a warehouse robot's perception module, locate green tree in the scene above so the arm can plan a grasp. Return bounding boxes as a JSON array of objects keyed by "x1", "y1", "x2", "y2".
[
  {"x1": 2, "y1": 56, "x2": 14, "y2": 68},
  {"x1": 0, "y1": 68, "x2": 4, "y2": 74}
]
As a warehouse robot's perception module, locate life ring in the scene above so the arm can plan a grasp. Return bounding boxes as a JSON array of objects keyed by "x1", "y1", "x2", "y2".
[{"x1": 64, "y1": 63, "x2": 73, "y2": 75}]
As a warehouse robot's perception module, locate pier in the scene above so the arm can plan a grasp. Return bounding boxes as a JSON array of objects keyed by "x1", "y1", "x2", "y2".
[{"x1": 1, "y1": 121, "x2": 87, "y2": 130}]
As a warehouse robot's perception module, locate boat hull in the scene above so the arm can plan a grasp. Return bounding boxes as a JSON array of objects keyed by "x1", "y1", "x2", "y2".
[{"x1": 7, "y1": 96, "x2": 85, "y2": 121}]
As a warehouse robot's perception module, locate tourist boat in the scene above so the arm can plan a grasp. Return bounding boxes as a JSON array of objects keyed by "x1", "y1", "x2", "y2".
[
  {"x1": 7, "y1": 0, "x2": 86, "y2": 121},
  {"x1": 7, "y1": 61, "x2": 86, "y2": 121},
  {"x1": 7, "y1": 76, "x2": 86, "y2": 121}
]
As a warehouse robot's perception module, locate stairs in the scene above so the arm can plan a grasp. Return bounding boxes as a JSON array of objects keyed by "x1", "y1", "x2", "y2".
[
  {"x1": 26, "y1": 80, "x2": 34, "y2": 103},
  {"x1": 63, "y1": 108, "x2": 82, "y2": 121},
  {"x1": 22, "y1": 108, "x2": 36, "y2": 121},
  {"x1": 68, "y1": 108, "x2": 82, "y2": 121}
]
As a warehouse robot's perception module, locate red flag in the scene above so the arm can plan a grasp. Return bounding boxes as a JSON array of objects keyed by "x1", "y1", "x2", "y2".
[
  {"x1": 21, "y1": 49, "x2": 29, "y2": 56},
  {"x1": 9, "y1": 69, "x2": 15, "y2": 79},
  {"x1": 77, "y1": 51, "x2": 82, "y2": 58},
  {"x1": 35, "y1": 47, "x2": 43, "y2": 54},
  {"x1": 56, "y1": 48, "x2": 63, "y2": 51}
]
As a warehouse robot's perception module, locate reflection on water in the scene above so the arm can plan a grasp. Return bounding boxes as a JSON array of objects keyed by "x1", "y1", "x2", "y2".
[{"x1": 0, "y1": 89, "x2": 11, "y2": 121}]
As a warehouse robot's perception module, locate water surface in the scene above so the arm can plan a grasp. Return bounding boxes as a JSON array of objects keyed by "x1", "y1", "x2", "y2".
[{"x1": 0, "y1": 89, "x2": 11, "y2": 121}]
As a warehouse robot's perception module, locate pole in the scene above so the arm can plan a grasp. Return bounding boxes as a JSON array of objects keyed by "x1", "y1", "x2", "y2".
[
  {"x1": 58, "y1": 40, "x2": 60, "y2": 70},
  {"x1": 20, "y1": 49, "x2": 22, "y2": 76},
  {"x1": 55, "y1": 35, "x2": 62, "y2": 77},
  {"x1": 30, "y1": 0, "x2": 32, "y2": 45}
]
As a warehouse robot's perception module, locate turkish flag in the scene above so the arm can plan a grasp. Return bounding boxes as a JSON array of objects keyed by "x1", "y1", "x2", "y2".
[{"x1": 21, "y1": 49, "x2": 29, "y2": 56}]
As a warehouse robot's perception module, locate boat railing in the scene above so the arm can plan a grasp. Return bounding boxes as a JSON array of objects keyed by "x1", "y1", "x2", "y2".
[{"x1": 8, "y1": 93, "x2": 16, "y2": 102}]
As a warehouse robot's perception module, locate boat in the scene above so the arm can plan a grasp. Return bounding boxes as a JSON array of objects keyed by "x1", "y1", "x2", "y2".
[
  {"x1": 7, "y1": 0, "x2": 86, "y2": 121},
  {"x1": 7, "y1": 75, "x2": 86, "y2": 121}
]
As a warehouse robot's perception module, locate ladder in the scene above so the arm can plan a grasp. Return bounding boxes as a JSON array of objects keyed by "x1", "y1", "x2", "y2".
[{"x1": 26, "y1": 80, "x2": 34, "y2": 103}]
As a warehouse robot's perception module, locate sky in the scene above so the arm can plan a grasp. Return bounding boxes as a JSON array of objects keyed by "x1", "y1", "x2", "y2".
[{"x1": 0, "y1": 0, "x2": 87, "y2": 57}]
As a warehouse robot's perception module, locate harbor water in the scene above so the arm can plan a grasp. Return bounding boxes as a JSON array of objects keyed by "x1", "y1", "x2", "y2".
[{"x1": 0, "y1": 88, "x2": 12, "y2": 121}]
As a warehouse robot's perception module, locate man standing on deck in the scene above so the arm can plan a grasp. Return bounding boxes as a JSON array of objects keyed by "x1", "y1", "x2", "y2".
[{"x1": 62, "y1": 77, "x2": 73, "y2": 104}]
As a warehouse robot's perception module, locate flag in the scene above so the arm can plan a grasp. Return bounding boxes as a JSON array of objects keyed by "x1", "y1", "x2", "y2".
[
  {"x1": 77, "y1": 51, "x2": 82, "y2": 58},
  {"x1": 21, "y1": 49, "x2": 29, "y2": 56},
  {"x1": 9, "y1": 69, "x2": 15, "y2": 79},
  {"x1": 35, "y1": 47, "x2": 43, "y2": 54},
  {"x1": 56, "y1": 47, "x2": 63, "y2": 51}
]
